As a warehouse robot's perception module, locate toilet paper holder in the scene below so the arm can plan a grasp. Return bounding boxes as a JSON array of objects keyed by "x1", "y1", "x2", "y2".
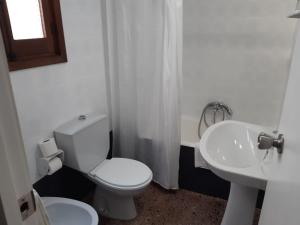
[{"x1": 37, "y1": 150, "x2": 64, "y2": 176}]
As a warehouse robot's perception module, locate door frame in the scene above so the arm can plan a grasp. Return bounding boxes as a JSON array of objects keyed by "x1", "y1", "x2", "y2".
[{"x1": 0, "y1": 31, "x2": 40, "y2": 225}]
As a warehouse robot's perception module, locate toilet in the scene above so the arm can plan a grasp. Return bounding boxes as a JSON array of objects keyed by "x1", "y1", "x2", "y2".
[
  {"x1": 42, "y1": 197, "x2": 98, "y2": 225},
  {"x1": 54, "y1": 114, "x2": 153, "y2": 220}
]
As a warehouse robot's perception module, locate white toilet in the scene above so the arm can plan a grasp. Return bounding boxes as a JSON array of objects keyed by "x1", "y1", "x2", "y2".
[{"x1": 54, "y1": 114, "x2": 153, "y2": 220}]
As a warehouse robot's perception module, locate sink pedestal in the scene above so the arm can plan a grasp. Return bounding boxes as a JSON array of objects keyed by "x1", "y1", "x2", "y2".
[
  {"x1": 221, "y1": 183, "x2": 258, "y2": 225},
  {"x1": 199, "y1": 121, "x2": 268, "y2": 225}
]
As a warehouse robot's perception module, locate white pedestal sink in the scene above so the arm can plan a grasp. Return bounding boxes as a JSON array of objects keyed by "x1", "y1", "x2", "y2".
[{"x1": 199, "y1": 121, "x2": 273, "y2": 225}]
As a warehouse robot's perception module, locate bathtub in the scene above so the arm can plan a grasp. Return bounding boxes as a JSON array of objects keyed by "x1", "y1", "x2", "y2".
[
  {"x1": 181, "y1": 116, "x2": 200, "y2": 148},
  {"x1": 181, "y1": 116, "x2": 208, "y2": 168}
]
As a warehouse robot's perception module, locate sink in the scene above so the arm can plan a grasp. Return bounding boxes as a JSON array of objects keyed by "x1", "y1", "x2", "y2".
[
  {"x1": 204, "y1": 122, "x2": 266, "y2": 167},
  {"x1": 200, "y1": 120, "x2": 270, "y2": 189},
  {"x1": 199, "y1": 120, "x2": 272, "y2": 225}
]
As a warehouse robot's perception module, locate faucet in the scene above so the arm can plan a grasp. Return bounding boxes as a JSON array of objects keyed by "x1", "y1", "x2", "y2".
[{"x1": 257, "y1": 132, "x2": 284, "y2": 154}]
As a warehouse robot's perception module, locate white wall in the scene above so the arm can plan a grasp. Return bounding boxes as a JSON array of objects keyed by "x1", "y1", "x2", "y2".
[
  {"x1": 9, "y1": 0, "x2": 108, "y2": 183},
  {"x1": 259, "y1": 24, "x2": 300, "y2": 225},
  {"x1": 183, "y1": 0, "x2": 296, "y2": 127}
]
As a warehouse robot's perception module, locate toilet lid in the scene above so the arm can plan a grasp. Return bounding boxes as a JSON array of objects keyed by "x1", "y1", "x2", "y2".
[{"x1": 90, "y1": 158, "x2": 152, "y2": 188}]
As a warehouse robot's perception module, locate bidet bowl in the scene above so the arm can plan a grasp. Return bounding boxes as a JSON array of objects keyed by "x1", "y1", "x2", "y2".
[{"x1": 42, "y1": 197, "x2": 98, "y2": 225}]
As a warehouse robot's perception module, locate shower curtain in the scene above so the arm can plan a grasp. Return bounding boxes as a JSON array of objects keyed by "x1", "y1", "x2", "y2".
[{"x1": 104, "y1": 0, "x2": 182, "y2": 189}]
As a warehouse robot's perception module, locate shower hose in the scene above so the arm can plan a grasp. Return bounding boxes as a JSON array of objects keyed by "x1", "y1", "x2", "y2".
[{"x1": 198, "y1": 102, "x2": 233, "y2": 139}]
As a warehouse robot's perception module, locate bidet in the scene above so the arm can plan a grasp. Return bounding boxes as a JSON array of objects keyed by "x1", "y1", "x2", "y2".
[{"x1": 42, "y1": 197, "x2": 98, "y2": 225}]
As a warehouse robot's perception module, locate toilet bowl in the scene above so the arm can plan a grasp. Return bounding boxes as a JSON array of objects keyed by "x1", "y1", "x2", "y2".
[
  {"x1": 54, "y1": 114, "x2": 153, "y2": 220},
  {"x1": 42, "y1": 197, "x2": 98, "y2": 225},
  {"x1": 90, "y1": 158, "x2": 152, "y2": 220}
]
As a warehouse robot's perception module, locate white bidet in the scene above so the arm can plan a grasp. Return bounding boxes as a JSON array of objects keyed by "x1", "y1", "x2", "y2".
[{"x1": 42, "y1": 197, "x2": 98, "y2": 225}]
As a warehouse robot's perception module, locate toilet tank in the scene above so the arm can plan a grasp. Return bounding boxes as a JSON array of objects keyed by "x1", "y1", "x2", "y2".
[{"x1": 54, "y1": 114, "x2": 110, "y2": 174}]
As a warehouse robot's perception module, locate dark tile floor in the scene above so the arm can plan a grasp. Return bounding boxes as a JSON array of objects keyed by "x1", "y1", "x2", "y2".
[{"x1": 100, "y1": 183, "x2": 260, "y2": 225}]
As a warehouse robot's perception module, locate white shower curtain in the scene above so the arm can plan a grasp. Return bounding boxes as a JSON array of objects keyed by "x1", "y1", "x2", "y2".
[{"x1": 105, "y1": 0, "x2": 182, "y2": 189}]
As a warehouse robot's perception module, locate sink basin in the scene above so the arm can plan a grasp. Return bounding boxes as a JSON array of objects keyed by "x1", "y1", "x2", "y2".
[
  {"x1": 204, "y1": 121, "x2": 265, "y2": 168},
  {"x1": 200, "y1": 120, "x2": 270, "y2": 189},
  {"x1": 199, "y1": 120, "x2": 273, "y2": 225}
]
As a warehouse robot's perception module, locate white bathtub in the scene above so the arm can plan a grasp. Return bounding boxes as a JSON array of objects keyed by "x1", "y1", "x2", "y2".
[
  {"x1": 181, "y1": 116, "x2": 208, "y2": 168},
  {"x1": 181, "y1": 116, "x2": 200, "y2": 148}
]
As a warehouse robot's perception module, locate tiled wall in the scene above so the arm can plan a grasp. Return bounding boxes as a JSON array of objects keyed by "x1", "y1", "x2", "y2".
[
  {"x1": 10, "y1": 0, "x2": 108, "y2": 183},
  {"x1": 182, "y1": 0, "x2": 296, "y2": 128}
]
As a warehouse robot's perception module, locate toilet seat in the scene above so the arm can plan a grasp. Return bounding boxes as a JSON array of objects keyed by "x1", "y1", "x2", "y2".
[{"x1": 90, "y1": 158, "x2": 152, "y2": 190}]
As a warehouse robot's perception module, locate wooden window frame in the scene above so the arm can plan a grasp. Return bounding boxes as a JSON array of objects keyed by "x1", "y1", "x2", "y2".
[{"x1": 0, "y1": 0, "x2": 67, "y2": 71}]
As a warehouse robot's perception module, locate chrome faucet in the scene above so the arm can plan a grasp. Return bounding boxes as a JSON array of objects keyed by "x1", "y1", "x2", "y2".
[{"x1": 257, "y1": 132, "x2": 284, "y2": 154}]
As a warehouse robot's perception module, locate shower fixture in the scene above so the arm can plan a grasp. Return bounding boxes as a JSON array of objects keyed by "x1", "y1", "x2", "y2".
[
  {"x1": 198, "y1": 102, "x2": 233, "y2": 139},
  {"x1": 288, "y1": 0, "x2": 300, "y2": 18}
]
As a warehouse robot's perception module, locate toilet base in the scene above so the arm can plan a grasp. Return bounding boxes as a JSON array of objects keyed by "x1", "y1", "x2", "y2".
[{"x1": 93, "y1": 186, "x2": 137, "y2": 220}]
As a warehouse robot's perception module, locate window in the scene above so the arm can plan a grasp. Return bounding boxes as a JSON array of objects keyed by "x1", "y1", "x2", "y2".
[{"x1": 0, "y1": 0, "x2": 67, "y2": 71}]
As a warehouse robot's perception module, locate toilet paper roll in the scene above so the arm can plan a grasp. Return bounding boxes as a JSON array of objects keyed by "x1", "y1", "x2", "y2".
[
  {"x1": 39, "y1": 138, "x2": 58, "y2": 158},
  {"x1": 48, "y1": 157, "x2": 62, "y2": 175}
]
